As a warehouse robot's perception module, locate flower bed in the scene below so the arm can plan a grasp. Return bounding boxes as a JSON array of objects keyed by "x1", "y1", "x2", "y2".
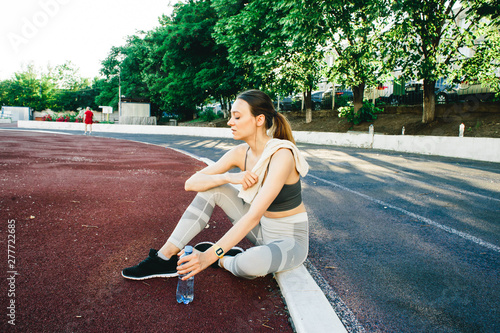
[
  {"x1": 56, "y1": 115, "x2": 70, "y2": 122},
  {"x1": 41, "y1": 113, "x2": 98, "y2": 123},
  {"x1": 42, "y1": 114, "x2": 53, "y2": 121}
]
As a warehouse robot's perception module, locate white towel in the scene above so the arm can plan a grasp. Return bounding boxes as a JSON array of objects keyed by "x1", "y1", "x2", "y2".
[{"x1": 238, "y1": 138, "x2": 309, "y2": 204}]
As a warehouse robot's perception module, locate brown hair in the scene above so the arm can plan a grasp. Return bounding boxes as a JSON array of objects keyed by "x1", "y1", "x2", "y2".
[{"x1": 236, "y1": 89, "x2": 295, "y2": 144}]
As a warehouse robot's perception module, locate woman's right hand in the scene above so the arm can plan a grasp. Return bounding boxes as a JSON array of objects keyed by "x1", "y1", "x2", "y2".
[{"x1": 229, "y1": 171, "x2": 258, "y2": 190}]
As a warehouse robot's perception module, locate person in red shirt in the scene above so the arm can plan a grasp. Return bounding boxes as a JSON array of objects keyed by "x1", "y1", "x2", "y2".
[{"x1": 84, "y1": 107, "x2": 93, "y2": 135}]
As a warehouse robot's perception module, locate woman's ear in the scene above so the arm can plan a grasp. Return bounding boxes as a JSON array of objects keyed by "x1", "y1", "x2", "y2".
[{"x1": 256, "y1": 114, "x2": 266, "y2": 127}]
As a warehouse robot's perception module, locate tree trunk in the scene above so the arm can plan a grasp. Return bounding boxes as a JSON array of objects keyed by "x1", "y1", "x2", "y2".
[
  {"x1": 332, "y1": 85, "x2": 335, "y2": 111},
  {"x1": 352, "y1": 82, "x2": 365, "y2": 115},
  {"x1": 220, "y1": 97, "x2": 228, "y2": 118},
  {"x1": 422, "y1": 79, "x2": 436, "y2": 123},
  {"x1": 304, "y1": 88, "x2": 313, "y2": 123}
]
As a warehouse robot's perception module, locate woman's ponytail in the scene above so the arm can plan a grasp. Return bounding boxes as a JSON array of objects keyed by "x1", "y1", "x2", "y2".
[{"x1": 271, "y1": 112, "x2": 295, "y2": 144}]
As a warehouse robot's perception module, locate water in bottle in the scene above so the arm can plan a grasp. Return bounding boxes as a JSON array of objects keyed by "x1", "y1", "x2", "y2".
[{"x1": 176, "y1": 245, "x2": 194, "y2": 304}]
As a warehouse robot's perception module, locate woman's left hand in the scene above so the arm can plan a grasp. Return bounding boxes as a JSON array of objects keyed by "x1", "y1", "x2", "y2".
[{"x1": 176, "y1": 250, "x2": 211, "y2": 280}]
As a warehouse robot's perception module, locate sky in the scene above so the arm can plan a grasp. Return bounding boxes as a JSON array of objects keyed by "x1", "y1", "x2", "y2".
[{"x1": 0, "y1": 0, "x2": 174, "y2": 80}]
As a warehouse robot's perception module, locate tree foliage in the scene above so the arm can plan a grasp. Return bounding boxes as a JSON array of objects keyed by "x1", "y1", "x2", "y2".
[
  {"x1": 0, "y1": 63, "x2": 98, "y2": 111},
  {"x1": 458, "y1": 1, "x2": 500, "y2": 95},
  {"x1": 2, "y1": 0, "x2": 498, "y2": 126},
  {"x1": 387, "y1": 0, "x2": 494, "y2": 123},
  {"x1": 157, "y1": 0, "x2": 221, "y2": 119},
  {"x1": 94, "y1": 0, "x2": 246, "y2": 120},
  {"x1": 157, "y1": 0, "x2": 246, "y2": 119},
  {"x1": 213, "y1": 0, "x2": 327, "y2": 122},
  {"x1": 319, "y1": 0, "x2": 393, "y2": 114}
]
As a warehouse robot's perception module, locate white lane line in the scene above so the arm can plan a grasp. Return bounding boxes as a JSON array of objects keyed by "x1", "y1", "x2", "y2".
[
  {"x1": 166, "y1": 147, "x2": 216, "y2": 167},
  {"x1": 308, "y1": 174, "x2": 500, "y2": 254},
  {"x1": 0, "y1": 129, "x2": 73, "y2": 135}
]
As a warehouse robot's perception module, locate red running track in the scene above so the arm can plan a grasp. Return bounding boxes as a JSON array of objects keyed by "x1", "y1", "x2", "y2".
[{"x1": 0, "y1": 130, "x2": 292, "y2": 332}]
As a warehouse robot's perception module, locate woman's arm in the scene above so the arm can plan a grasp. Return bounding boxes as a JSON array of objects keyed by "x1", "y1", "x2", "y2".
[
  {"x1": 185, "y1": 144, "x2": 258, "y2": 192},
  {"x1": 178, "y1": 148, "x2": 296, "y2": 278}
]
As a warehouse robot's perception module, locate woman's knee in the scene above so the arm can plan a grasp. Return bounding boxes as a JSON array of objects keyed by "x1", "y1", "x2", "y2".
[{"x1": 227, "y1": 245, "x2": 278, "y2": 279}]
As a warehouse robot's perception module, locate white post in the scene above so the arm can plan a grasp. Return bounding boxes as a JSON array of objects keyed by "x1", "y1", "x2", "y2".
[
  {"x1": 369, "y1": 124, "x2": 375, "y2": 148},
  {"x1": 459, "y1": 123, "x2": 465, "y2": 137},
  {"x1": 118, "y1": 73, "x2": 122, "y2": 117}
]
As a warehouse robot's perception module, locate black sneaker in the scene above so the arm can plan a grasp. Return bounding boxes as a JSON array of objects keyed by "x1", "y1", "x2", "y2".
[
  {"x1": 194, "y1": 242, "x2": 244, "y2": 268},
  {"x1": 121, "y1": 249, "x2": 178, "y2": 280},
  {"x1": 194, "y1": 241, "x2": 215, "y2": 253}
]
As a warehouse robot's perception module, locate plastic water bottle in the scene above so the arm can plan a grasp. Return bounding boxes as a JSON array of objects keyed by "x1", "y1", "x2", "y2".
[{"x1": 176, "y1": 245, "x2": 194, "y2": 304}]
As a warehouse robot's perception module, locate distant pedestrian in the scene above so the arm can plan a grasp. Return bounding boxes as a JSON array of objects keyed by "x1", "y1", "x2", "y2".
[
  {"x1": 122, "y1": 89, "x2": 309, "y2": 282},
  {"x1": 84, "y1": 107, "x2": 93, "y2": 135}
]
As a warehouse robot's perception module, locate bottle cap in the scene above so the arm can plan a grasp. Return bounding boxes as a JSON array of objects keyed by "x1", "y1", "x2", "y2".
[{"x1": 185, "y1": 245, "x2": 193, "y2": 255}]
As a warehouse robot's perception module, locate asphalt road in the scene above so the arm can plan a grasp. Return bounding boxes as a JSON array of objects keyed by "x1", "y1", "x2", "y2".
[{"x1": 10, "y1": 128, "x2": 500, "y2": 332}]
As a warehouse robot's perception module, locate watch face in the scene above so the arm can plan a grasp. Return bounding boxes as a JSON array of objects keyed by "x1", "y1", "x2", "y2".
[{"x1": 216, "y1": 248, "x2": 224, "y2": 256}]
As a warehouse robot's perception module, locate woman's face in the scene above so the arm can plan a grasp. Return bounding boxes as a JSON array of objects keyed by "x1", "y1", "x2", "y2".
[{"x1": 228, "y1": 99, "x2": 259, "y2": 140}]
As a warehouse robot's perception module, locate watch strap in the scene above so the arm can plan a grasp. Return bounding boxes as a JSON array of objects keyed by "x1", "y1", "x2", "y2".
[{"x1": 213, "y1": 244, "x2": 225, "y2": 258}]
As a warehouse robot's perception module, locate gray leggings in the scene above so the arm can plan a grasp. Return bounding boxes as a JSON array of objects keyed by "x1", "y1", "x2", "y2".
[{"x1": 167, "y1": 184, "x2": 309, "y2": 279}]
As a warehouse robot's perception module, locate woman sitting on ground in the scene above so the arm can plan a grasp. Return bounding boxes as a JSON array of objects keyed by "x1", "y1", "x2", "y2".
[{"x1": 122, "y1": 89, "x2": 309, "y2": 281}]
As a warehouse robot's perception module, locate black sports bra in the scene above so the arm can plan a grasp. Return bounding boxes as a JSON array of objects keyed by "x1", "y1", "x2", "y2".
[{"x1": 244, "y1": 147, "x2": 303, "y2": 212}]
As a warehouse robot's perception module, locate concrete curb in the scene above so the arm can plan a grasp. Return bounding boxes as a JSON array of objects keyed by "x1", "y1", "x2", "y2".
[
  {"x1": 17, "y1": 121, "x2": 500, "y2": 163},
  {"x1": 275, "y1": 265, "x2": 347, "y2": 332}
]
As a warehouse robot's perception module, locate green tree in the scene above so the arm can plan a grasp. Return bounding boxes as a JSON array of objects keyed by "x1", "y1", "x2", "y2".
[
  {"x1": 140, "y1": 26, "x2": 171, "y2": 113},
  {"x1": 0, "y1": 80, "x2": 10, "y2": 106},
  {"x1": 319, "y1": 0, "x2": 392, "y2": 115},
  {"x1": 151, "y1": 2, "x2": 209, "y2": 120},
  {"x1": 95, "y1": 37, "x2": 162, "y2": 116},
  {"x1": 54, "y1": 61, "x2": 90, "y2": 90},
  {"x1": 3, "y1": 64, "x2": 58, "y2": 111},
  {"x1": 95, "y1": 46, "x2": 123, "y2": 111},
  {"x1": 388, "y1": 0, "x2": 492, "y2": 123},
  {"x1": 119, "y1": 36, "x2": 151, "y2": 101},
  {"x1": 155, "y1": 0, "x2": 246, "y2": 120},
  {"x1": 95, "y1": 0, "x2": 245, "y2": 120},
  {"x1": 0, "y1": 63, "x2": 98, "y2": 112},
  {"x1": 213, "y1": 0, "x2": 325, "y2": 123},
  {"x1": 458, "y1": 0, "x2": 500, "y2": 96},
  {"x1": 56, "y1": 86, "x2": 99, "y2": 111},
  {"x1": 52, "y1": 61, "x2": 97, "y2": 111}
]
